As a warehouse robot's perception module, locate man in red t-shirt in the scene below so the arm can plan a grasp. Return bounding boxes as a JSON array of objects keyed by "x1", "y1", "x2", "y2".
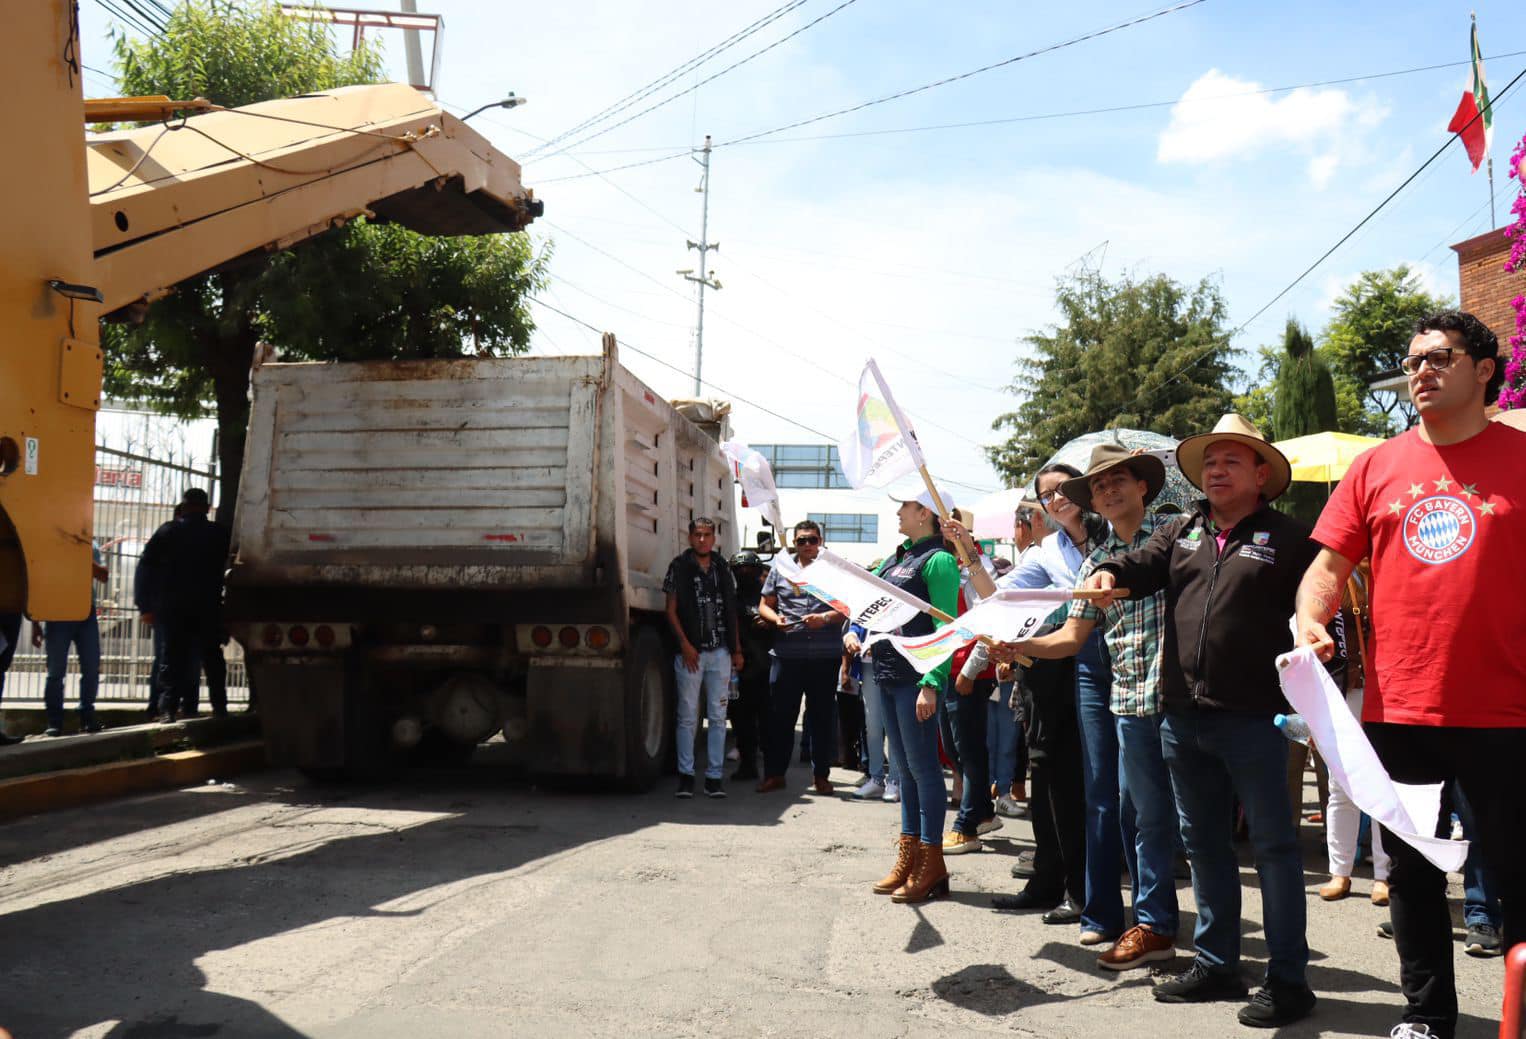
[{"x1": 1296, "y1": 310, "x2": 1526, "y2": 1039}]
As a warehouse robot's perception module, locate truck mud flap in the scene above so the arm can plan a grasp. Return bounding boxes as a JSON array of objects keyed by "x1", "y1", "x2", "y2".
[
  {"x1": 525, "y1": 658, "x2": 625, "y2": 778},
  {"x1": 249, "y1": 657, "x2": 347, "y2": 768}
]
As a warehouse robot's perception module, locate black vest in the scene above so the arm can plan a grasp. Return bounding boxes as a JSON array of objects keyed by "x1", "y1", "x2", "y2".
[{"x1": 872, "y1": 535, "x2": 948, "y2": 688}]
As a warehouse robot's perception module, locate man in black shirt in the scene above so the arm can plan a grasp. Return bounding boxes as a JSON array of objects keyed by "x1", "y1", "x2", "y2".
[
  {"x1": 140, "y1": 488, "x2": 231, "y2": 720},
  {"x1": 663, "y1": 517, "x2": 742, "y2": 799}
]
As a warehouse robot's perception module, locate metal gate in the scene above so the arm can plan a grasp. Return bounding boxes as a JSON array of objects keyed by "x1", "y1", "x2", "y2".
[{"x1": 2, "y1": 444, "x2": 249, "y2": 710}]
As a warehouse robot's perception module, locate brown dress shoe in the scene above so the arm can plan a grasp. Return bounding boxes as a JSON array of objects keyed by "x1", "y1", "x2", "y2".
[
  {"x1": 892, "y1": 842, "x2": 949, "y2": 903},
  {"x1": 812, "y1": 776, "x2": 833, "y2": 795},
  {"x1": 755, "y1": 776, "x2": 787, "y2": 793},
  {"x1": 1371, "y1": 880, "x2": 1390, "y2": 906},
  {"x1": 873, "y1": 835, "x2": 919, "y2": 894},
  {"x1": 1319, "y1": 875, "x2": 1351, "y2": 901},
  {"x1": 1096, "y1": 925, "x2": 1176, "y2": 971}
]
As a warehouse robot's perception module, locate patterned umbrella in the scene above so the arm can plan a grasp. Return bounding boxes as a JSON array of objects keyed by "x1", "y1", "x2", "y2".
[{"x1": 1043, "y1": 428, "x2": 1196, "y2": 515}]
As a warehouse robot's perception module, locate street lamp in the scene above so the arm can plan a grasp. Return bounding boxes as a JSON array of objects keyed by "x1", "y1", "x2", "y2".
[{"x1": 461, "y1": 94, "x2": 528, "y2": 121}]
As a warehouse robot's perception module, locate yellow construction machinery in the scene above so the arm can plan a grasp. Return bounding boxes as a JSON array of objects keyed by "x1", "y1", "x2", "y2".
[{"x1": 1, "y1": 1, "x2": 540, "y2": 622}]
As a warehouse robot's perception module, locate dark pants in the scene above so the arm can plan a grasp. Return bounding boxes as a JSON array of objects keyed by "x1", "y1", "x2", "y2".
[
  {"x1": 1024, "y1": 656, "x2": 1085, "y2": 903},
  {"x1": 1366, "y1": 723, "x2": 1526, "y2": 1039},
  {"x1": 732, "y1": 669, "x2": 769, "y2": 774},
  {"x1": 147, "y1": 620, "x2": 168, "y2": 716},
  {"x1": 0, "y1": 612, "x2": 21, "y2": 703},
  {"x1": 948, "y1": 678, "x2": 994, "y2": 836},
  {"x1": 836, "y1": 690, "x2": 863, "y2": 771},
  {"x1": 162, "y1": 614, "x2": 227, "y2": 717},
  {"x1": 765, "y1": 656, "x2": 838, "y2": 779},
  {"x1": 1162, "y1": 708, "x2": 1308, "y2": 987}
]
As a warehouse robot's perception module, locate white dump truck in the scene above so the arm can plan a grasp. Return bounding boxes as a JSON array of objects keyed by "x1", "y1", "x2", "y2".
[{"x1": 224, "y1": 334, "x2": 738, "y2": 784}]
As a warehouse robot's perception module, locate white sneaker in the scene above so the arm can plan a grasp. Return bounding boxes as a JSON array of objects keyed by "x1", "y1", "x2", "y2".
[
  {"x1": 994, "y1": 796, "x2": 1027, "y2": 818},
  {"x1": 851, "y1": 777, "x2": 885, "y2": 801},
  {"x1": 726, "y1": 747, "x2": 741, "y2": 762},
  {"x1": 1389, "y1": 1025, "x2": 1433, "y2": 1038},
  {"x1": 976, "y1": 816, "x2": 1004, "y2": 836},
  {"x1": 882, "y1": 778, "x2": 901, "y2": 803}
]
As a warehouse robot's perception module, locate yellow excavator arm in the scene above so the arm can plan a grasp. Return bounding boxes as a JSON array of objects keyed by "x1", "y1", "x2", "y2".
[{"x1": 0, "y1": 1, "x2": 540, "y2": 621}]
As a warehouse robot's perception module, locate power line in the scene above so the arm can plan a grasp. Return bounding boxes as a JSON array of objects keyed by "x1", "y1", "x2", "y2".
[
  {"x1": 95, "y1": 0, "x2": 162, "y2": 39},
  {"x1": 524, "y1": 0, "x2": 812, "y2": 157},
  {"x1": 527, "y1": 0, "x2": 865, "y2": 164},
  {"x1": 1128, "y1": 61, "x2": 1526, "y2": 414}
]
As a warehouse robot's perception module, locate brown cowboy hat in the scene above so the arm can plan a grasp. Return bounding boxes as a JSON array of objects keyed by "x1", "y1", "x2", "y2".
[
  {"x1": 1175, "y1": 413, "x2": 1292, "y2": 502},
  {"x1": 1059, "y1": 442, "x2": 1166, "y2": 513}
]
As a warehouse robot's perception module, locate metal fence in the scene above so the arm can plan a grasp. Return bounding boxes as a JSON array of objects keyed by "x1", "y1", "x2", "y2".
[{"x1": 4, "y1": 444, "x2": 249, "y2": 708}]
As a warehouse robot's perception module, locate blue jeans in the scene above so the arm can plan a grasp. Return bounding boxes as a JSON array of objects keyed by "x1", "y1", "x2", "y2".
[
  {"x1": 947, "y1": 679, "x2": 993, "y2": 836},
  {"x1": 1161, "y1": 709, "x2": 1308, "y2": 986},
  {"x1": 674, "y1": 647, "x2": 730, "y2": 780},
  {"x1": 860, "y1": 669, "x2": 887, "y2": 781},
  {"x1": 881, "y1": 679, "x2": 944, "y2": 845},
  {"x1": 1117, "y1": 713, "x2": 1179, "y2": 936},
  {"x1": 987, "y1": 692, "x2": 1019, "y2": 792},
  {"x1": 44, "y1": 609, "x2": 100, "y2": 729},
  {"x1": 1076, "y1": 630, "x2": 1136, "y2": 936},
  {"x1": 1451, "y1": 785, "x2": 1502, "y2": 930}
]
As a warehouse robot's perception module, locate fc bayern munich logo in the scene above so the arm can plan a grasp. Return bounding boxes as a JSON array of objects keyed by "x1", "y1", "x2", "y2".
[{"x1": 1402, "y1": 496, "x2": 1476, "y2": 565}]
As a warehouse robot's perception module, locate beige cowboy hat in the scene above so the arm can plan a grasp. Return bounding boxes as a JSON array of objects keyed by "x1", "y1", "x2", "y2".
[
  {"x1": 1059, "y1": 442, "x2": 1166, "y2": 513},
  {"x1": 1176, "y1": 413, "x2": 1292, "y2": 502}
]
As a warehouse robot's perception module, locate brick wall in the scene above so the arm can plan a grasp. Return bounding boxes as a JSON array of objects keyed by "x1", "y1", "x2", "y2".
[{"x1": 1451, "y1": 227, "x2": 1522, "y2": 360}]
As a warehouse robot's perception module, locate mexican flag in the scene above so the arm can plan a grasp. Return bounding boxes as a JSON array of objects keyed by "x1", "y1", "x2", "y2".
[{"x1": 1447, "y1": 21, "x2": 1492, "y2": 173}]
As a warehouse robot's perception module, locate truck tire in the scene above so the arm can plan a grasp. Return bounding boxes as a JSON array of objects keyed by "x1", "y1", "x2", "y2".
[{"x1": 623, "y1": 627, "x2": 674, "y2": 790}]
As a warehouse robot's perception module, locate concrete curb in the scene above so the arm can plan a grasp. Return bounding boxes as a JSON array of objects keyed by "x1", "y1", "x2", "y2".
[{"x1": 0, "y1": 741, "x2": 268, "y2": 823}]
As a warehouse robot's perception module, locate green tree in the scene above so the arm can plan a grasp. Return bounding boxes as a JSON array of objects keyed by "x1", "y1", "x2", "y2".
[
  {"x1": 103, "y1": 1, "x2": 548, "y2": 521},
  {"x1": 988, "y1": 269, "x2": 1236, "y2": 483},
  {"x1": 1268, "y1": 318, "x2": 1338, "y2": 523},
  {"x1": 1320, "y1": 265, "x2": 1452, "y2": 436},
  {"x1": 1231, "y1": 346, "x2": 1279, "y2": 432}
]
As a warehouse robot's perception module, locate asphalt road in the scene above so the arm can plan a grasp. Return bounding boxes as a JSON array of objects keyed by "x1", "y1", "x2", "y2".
[{"x1": 0, "y1": 752, "x2": 1506, "y2": 1038}]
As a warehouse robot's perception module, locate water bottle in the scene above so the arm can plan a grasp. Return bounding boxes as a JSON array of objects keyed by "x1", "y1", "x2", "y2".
[
  {"x1": 1274, "y1": 713, "x2": 1311, "y2": 745},
  {"x1": 728, "y1": 672, "x2": 741, "y2": 702}
]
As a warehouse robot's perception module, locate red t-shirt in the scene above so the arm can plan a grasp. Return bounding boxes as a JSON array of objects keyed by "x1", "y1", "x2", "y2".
[{"x1": 1313, "y1": 422, "x2": 1526, "y2": 727}]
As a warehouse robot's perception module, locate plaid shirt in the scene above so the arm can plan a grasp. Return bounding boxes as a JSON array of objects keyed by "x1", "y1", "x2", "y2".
[{"x1": 1070, "y1": 514, "x2": 1168, "y2": 717}]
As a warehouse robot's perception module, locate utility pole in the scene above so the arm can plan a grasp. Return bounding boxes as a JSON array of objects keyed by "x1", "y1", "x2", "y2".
[
  {"x1": 678, "y1": 135, "x2": 720, "y2": 397},
  {"x1": 400, "y1": 0, "x2": 426, "y2": 90}
]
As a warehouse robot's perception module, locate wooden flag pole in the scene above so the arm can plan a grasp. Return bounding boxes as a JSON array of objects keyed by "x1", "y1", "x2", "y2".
[{"x1": 916, "y1": 464, "x2": 973, "y2": 569}]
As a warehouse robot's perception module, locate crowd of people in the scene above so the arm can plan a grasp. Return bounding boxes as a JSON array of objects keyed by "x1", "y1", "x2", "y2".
[
  {"x1": 662, "y1": 310, "x2": 1523, "y2": 1039},
  {"x1": 0, "y1": 487, "x2": 233, "y2": 740}
]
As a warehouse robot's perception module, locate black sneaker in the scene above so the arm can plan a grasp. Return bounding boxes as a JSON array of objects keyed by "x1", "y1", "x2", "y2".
[
  {"x1": 1465, "y1": 923, "x2": 1502, "y2": 957},
  {"x1": 0, "y1": 731, "x2": 22, "y2": 746},
  {"x1": 704, "y1": 777, "x2": 727, "y2": 799},
  {"x1": 83, "y1": 721, "x2": 103, "y2": 734},
  {"x1": 1377, "y1": 919, "x2": 1393, "y2": 940},
  {"x1": 1237, "y1": 981, "x2": 1316, "y2": 1028},
  {"x1": 676, "y1": 775, "x2": 695, "y2": 799},
  {"x1": 43, "y1": 727, "x2": 63, "y2": 738},
  {"x1": 1153, "y1": 960, "x2": 1249, "y2": 1004}
]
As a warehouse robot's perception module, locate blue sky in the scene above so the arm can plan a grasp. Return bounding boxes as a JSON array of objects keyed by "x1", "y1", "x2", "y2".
[{"x1": 77, "y1": 1, "x2": 1526, "y2": 500}]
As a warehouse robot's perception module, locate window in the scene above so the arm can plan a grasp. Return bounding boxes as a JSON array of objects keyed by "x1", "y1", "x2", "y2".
[
  {"x1": 753, "y1": 444, "x2": 850, "y2": 489},
  {"x1": 808, "y1": 512, "x2": 878, "y2": 543}
]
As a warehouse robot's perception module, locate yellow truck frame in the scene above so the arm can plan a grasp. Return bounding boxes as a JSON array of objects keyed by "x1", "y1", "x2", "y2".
[{"x1": 1, "y1": 1, "x2": 539, "y2": 621}]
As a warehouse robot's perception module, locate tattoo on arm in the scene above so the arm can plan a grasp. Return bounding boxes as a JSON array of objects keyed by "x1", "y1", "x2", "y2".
[{"x1": 1297, "y1": 570, "x2": 1342, "y2": 624}]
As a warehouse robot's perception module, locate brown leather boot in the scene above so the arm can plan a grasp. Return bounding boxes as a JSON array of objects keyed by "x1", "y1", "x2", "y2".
[
  {"x1": 892, "y1": 841, "x2": 950, "y2": 903},
  {"x1": 872, "y1": 835, "x2": 919, "y2": 895}
]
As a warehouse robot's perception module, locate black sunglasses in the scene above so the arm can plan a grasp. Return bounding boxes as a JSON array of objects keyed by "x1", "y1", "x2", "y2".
[{"x1": 795, "y1": 535, "x2": 821, "y2": 545}]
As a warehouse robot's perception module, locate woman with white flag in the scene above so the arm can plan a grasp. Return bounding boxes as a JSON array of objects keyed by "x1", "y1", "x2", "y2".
[{"x1": 854, "y1": 487, "x2": 960, "y2": 904}]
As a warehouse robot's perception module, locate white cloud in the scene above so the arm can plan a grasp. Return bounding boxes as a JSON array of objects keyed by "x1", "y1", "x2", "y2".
[{"x1": 1157, "y1": 69, "x2": 1388, "y2": 185}]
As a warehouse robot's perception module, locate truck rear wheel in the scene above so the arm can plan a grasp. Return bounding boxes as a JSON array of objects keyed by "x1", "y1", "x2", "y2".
[{"x1": 623, "y1": 628, "x2": 674, "y2": 790}]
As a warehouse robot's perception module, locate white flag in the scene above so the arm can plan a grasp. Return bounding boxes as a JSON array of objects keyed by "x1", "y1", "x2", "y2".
[
  {"x1": 1277, "y1": 646, "x2": 1466, "y2": 872},
  {"x1": 775, "y1": 548, "x2": 928, "y2": 633},
  {"x1": 866, "y1": 589, "x2": 1073, "y2": 674},
  {"x1": 719, "y1": 439, "x2": 784, "y2": 533},
  {"x1": 838, "y1": 359, "x2": 926, "y2": 489}
]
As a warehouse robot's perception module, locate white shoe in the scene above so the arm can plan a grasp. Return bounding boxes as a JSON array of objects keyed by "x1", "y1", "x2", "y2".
[
  {"x1": 976, "y1": 816, "x2": 1003, "y2": 836},
  {"x1": 994, "y1": 796, "x2": 1027, "y2": 818},
  {"x1": 851, "y1": 777, "x2": 885, "y2": 801},
  {"x1": 1389, "y1": 1025, "x2": 1433, "y2": 1038},
  {"x1": 882, "y1": 778, "x2": 901, "y2": 803},
  {"x1": 726, "y1": 747, "x2": 741, "y2": 762}
]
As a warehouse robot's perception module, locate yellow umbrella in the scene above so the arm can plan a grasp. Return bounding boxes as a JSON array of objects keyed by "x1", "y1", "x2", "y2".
[{"x1": 1272, "y1": 431, "x2": 1387, "y2": 484}]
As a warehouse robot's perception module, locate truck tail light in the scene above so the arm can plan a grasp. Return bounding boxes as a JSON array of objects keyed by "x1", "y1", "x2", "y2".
[
  {"x1": 558, "y1": 626, "x2": 580, "y2": 648},
  {"x1": 314, "y1": 625, "x2": 336, "y2": 648},
  {"x1": 288, "y1": 624, "x2": 310, "y2": 647},
  {"x1": 531, "y1": 625, "x2": 553, "y2": 648},
  {"x1": 261, "y1": 624, "x2": 283, "y2": 648},
  {"x1": 585, "y1": 625, "x2": 611, "y2": 649}
]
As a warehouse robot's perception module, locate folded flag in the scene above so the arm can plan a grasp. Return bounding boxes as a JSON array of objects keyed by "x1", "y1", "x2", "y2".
[
  {"x1": 838, "y1": 359, "x2": 926, "y2": 489},
  {"x1": 1277, "y1": 646, "x2": 1466, "y2": 872},
  {"x1": 720, "y1": 439, "x2": 784, "y2": 534},
  {"x1": 775, "y1": 548, "x2": 929, "y2": 633},
  {"x1": 866, "y1": 589, "x2": 1074, "y2": 674}
]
